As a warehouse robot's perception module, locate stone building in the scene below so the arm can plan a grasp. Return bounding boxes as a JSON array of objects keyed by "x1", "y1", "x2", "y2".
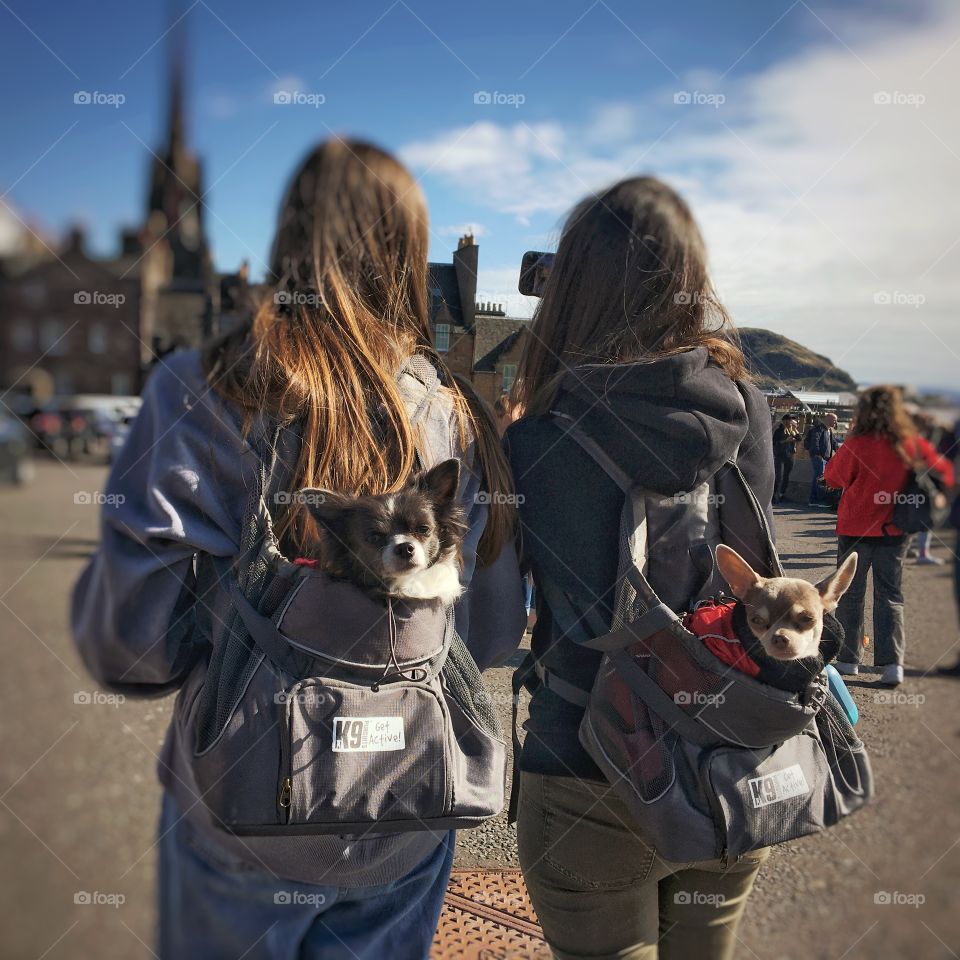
[
  {"x1": 428, "y1": 234, "x2": 529, "y2": 407},
  {"x1": 0, "y1": 228, "x2": 142, "y2": 399},
  {"x1": 0, "y1": 22, "x2": 524, "y2": 409},
  {"x1": 0, "y1": 20, "x2": 245, "y2": 404}
]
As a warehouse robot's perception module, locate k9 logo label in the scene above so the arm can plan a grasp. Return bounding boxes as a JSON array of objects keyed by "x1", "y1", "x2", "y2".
[
  {"x1": 332, "y1": 717, "x2": 405, "y2": 752},
  {"x1": 747, "y1": 764, "x2": 810, "y2": 808}
]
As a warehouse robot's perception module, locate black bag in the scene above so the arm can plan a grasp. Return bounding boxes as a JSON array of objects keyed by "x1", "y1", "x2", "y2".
[{"x1": 887, "y1": 468, "x2": 948, "y2": 534}]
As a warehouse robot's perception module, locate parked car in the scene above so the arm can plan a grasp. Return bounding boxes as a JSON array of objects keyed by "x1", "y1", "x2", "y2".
[
  {"x1": 0, "y1": 411, "x2": 35, "y2": 485},
  {"x1": 30, "y1": 395, "x2": 141, "y2": 461}
]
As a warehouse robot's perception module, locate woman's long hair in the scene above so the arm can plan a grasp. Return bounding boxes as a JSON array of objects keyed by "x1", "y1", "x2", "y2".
[
  {"x1": 515, "y1": 176, "x2": 747, "y2": 416},
  {"x1": 204, "y1": 138, "x2": 513, "y2": 562},
  {"x1": 850, "y1": 385, "x2": 918, "y2": 464}
]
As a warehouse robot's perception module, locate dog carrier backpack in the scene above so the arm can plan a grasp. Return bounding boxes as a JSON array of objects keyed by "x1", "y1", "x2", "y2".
[
  {"x1": 511, "y1": 415, "x2": 873, "y2": 863},
  {"x1": 182, "y1": 380, "x2": 506, "y2": 836}
]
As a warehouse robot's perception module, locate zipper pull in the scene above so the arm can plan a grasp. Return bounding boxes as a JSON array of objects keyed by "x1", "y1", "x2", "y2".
[
  {"x1": 720, "y1": 848, "x2": 729, "y2": 870},
  {"x1": 278, "y1": 777, "x2": 292, "y2": 810}
]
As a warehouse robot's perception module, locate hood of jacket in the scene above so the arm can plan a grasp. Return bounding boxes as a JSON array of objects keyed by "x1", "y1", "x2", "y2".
[{"x1": 552, "y1": 346, "x2": 750, "y2": 497}]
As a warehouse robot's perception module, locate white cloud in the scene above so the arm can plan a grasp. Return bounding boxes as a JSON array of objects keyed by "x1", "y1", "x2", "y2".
[
  {"x1": 402, "y1": 1, "x2": 960, "y2": 387},
  {"x1": 476, "y1": 266, "x2": 538, "y2": 319},
  {"x1": 436, "y1": 222, "x2": 487, "y2": 238}
]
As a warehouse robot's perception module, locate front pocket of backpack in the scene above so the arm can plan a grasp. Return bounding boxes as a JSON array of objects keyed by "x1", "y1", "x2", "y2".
[
  {"x1": 702, "y1": 731, "x2": 829, "y2": 858},
  {"x1": 282, "y1": 678, "x2": 451, "y2": 827}
]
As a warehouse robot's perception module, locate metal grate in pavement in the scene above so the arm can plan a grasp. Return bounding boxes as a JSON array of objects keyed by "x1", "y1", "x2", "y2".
[{"x1": 430, "y1": 869, "x2": 552, "y2": 959}]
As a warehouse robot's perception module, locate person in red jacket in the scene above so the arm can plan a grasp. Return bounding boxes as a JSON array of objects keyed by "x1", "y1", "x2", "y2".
[{"x1": 824, "y1": 385, "x2": 954, "y2": 686}]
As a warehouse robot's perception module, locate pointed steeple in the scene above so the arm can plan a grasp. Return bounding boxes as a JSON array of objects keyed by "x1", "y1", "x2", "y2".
[
  {"x1": 166, "y1": 10, "x2": 186, "y2": 160},
  {"x1": 145, "y1": 0, "x2": 209, "y2": 286}
]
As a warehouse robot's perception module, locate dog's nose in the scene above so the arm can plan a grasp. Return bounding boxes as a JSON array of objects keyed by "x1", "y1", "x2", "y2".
[
  {"x1": 771, "y1": 634, "x2": 790, "y2": 651},
  {"x1": 394, "y1": 542, "x2": 415, "y2": 559}
]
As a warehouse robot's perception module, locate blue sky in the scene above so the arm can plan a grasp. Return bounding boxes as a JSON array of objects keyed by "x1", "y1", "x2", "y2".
[{"x1": 1, "y1": 0, "x2": 957, "y2": 388}]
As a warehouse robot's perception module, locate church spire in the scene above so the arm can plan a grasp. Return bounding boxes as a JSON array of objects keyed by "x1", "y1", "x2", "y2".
[
  {"x1": 144, "y1": 0, "x2": 209, "y2": 285},
  {"x1": 166, "y1": 8, "x2": 186, "y2": 159}
]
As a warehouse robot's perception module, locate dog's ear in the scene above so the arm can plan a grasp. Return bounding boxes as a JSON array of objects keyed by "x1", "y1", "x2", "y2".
[
  {"x1": 298, "y1": 489, "x2": 354, "y2": 529},
  {"x1": 420, "y1": 459, "x2": 460, "y2": 505},
  {"x1": 815, "y1": 552, "x2": 858, "y2": 612},
  {"x1": 715, "y1": 544, "x2": 762, "y2": 600}
]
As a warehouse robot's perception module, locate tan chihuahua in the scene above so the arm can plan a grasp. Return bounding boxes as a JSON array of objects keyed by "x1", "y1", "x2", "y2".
[{"x1": 713, "y1": 545, "x2": 858, "y2": 691}]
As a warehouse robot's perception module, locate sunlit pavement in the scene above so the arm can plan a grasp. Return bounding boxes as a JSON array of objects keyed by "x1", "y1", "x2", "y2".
[{"x1": 1, "y1": 460, "x2": 958, "y2": 959}]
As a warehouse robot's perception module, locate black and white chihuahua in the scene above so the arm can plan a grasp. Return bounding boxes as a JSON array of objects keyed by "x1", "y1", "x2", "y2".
[{"x1": 300, "y1": 458, "x2": 467, "y2": 604}]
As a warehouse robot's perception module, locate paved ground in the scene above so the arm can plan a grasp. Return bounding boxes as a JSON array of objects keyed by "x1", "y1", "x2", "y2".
[{"x1": 1, "y1": 460, "x2": 959, "y2": 959}]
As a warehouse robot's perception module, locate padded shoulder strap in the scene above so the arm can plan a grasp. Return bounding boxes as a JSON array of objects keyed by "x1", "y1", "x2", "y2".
[
  {"x1": 552, "y1": 413, "x2": 667, "y2": 608},
  {"x1": 550, "y1": 412, "x2": 632, "y2": 491}
]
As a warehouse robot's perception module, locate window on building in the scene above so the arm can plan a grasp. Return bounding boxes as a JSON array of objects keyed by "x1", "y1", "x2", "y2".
[
  {"x1": 88, "y1": 323, "x2": 109, "y2": 354},
  {"x1": 11, "y1": 318, "x2": 33, "y2": 352},
  {"x1": 21, "y1": 282, "x2": 47, "y2": 309},
  {"x1": 501, "y1": 362, "x2": 518, "y2": 393},
  {"x1": 435, "y1": 323, "x2": 450, "y2": 353},
  {"x1": 40, "y1": 319, "x2": 68, "y2": 356}
]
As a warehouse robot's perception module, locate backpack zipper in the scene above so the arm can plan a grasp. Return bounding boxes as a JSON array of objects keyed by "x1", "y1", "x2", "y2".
[
  {"x1": 277, "y1": 685, "x2": 295, "y2": 824},
  {"x1": 700, "y1": 747, "x2": 731, "y2": 866},
  {"x1": 278, "y1": 777, "x2": 292, "y2": 816}
]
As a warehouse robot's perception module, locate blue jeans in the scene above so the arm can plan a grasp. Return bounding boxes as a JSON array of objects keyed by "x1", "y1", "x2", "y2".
[
  {"x1": 809, "y1": 455, "x2": 825, "y2": 503},
  {"x1": 158, "y1": 794, "x2": 454, "y2": 960}
]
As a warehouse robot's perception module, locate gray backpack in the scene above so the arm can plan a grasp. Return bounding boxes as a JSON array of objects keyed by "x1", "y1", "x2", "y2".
[
  {"x1": 512, "y1": 416, "x2": 873, "y2": 864},
  {"x1": 186, "y1": 382, "x2": 506, "y2": 836}
]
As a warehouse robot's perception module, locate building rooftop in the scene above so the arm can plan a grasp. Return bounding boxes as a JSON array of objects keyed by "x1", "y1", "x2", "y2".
[{"x1": 472, "y1": 315, "x2": 528, "y2": 372}]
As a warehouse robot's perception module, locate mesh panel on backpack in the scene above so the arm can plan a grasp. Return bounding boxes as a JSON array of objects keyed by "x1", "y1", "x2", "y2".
[
  {"x1": 194, "y1": 464, "x2": 295, "y2": 755},
  {"x1": 443, "y1": 628, "x2": 502, "y2": 738}
]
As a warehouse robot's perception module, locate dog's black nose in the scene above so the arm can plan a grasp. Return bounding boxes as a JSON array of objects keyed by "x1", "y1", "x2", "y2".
[{"x1": 394, "y1": 542, "x2": 415, "y2": 559}]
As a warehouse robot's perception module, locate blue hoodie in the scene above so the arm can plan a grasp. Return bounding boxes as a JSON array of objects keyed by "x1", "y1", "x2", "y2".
[{"x1": 72, "y1": 349, "x2": 525, "y2": 886}]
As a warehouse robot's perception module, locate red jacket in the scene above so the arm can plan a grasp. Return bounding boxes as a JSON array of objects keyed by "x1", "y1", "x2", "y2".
[
  {"x1": 823, "y1": 434, "x2": 954, "y2": 537},
  {"x1": 683, "y1": 601, "x2": 761, "y2": 678}
]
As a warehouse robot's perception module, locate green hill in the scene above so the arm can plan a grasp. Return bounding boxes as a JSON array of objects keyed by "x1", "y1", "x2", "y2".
[{"x1": 736, "y1": 327, "x2": 856, "y2": 391}]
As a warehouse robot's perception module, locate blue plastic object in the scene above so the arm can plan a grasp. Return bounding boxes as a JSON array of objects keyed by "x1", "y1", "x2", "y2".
[{"x1": 825, "y1": 664, "x2": 859, "y2": 725}]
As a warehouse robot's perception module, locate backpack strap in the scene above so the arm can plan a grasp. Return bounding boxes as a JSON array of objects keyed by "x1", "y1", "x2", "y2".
[
  {"x1": 550, "y1": 411, "x2": 633, "y2": 491},
  {"x1": 508, "y1": 414, "x2": 679, "y2": 822},
  {"x1": 226, "y1": 358, "x2": 444, "y2": 667}
]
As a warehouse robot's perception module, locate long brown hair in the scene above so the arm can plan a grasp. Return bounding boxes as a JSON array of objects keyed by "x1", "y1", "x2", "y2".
[
  {"x1": 515, "y1": 176, "x2": 746, "y2": 415},
  {"x1": 850, "y1": 385, "x2": 918, "y2": 464},
  {"x1": 205, "y1": 138, "x2": 513, "y2": 563}
]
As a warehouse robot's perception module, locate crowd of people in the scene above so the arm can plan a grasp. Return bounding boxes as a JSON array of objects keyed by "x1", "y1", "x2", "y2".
[
  {"x1": 771, "y1": 399, "x2": 956, "y2": 687},
  {"x1": 69, "y1": 138, "x2": 960, "y2": 960}
]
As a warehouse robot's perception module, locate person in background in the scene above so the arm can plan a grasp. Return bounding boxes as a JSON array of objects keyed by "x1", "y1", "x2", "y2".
[
  {"x1": 493, "y1": 394, "x2": 514, "y2": 437},
  {"x1": 911, "y1": 410, "x2": 947, "y2": 565},
  {"x1": 805, "y1": 411, "x2": 840, "y2": 506},
  {"x1": 492, "y1": 392, "x2": 536, "y2": 628},
  {"x1": 772, "y1": 413, "x2": 802, "y2": 503},
  {"x1": 936, "y1": 417, "x2": 960, "y2": 677},
  {"x1": 824, "y1": 386, "x2": 954, "y2": 687}
]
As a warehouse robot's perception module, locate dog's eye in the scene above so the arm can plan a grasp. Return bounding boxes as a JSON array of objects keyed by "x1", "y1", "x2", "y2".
[
  {"x1": 798, "y1": 613, "x2": 815, "y2": 625},
  {"x1": 750, "y1": 615, "x2": 767, "y2": 628},
  {"x1": 367, "y1": 532, "x2": 384, "y2": 545},
  {"x1": 416, "y1": 524, "x2": 430, "y2": 536}
]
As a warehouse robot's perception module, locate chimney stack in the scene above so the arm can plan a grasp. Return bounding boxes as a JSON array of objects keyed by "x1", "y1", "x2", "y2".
[{"x1": 453, "y1": 234, "x2": 478, "y2": 331}]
